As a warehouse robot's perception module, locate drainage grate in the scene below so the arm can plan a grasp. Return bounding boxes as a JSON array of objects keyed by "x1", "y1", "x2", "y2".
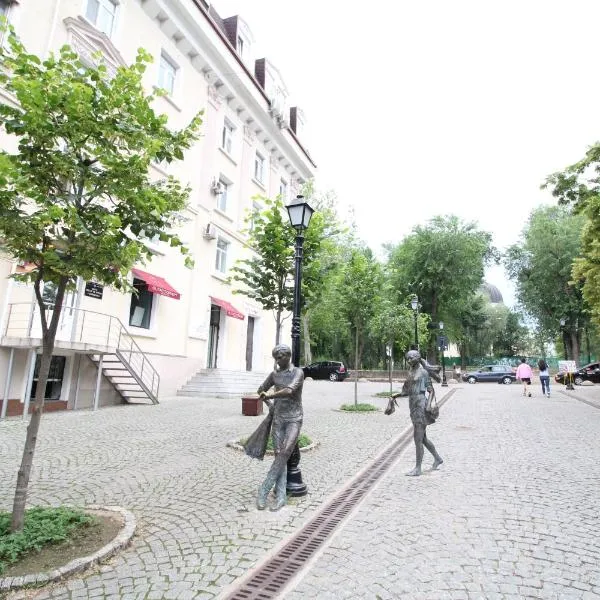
[{"x1": 224, "y1": 389, "x2": 456, "y2": 600}]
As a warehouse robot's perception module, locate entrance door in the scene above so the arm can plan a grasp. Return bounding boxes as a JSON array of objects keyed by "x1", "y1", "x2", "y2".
[
  {"x1": 30, "y1": 356, "x2": 66, "y2": 401},
  {"x1": 207, "y1": 305, "x2": 221, "y2": 368},
  {"x1": 246, "y1": 316, "x2": 255, "y2": 371}
]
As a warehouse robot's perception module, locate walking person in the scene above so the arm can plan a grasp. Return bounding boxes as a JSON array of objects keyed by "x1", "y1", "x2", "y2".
[
  {"x1": 515, "y1": 357, "x2": 533, "y2": 397},
  {"x1": 386, "y1": 349, "x2": 443, "y2": 476},
  {"x1": 538, "y1": 358, "x2": 551, "y2": 398}
]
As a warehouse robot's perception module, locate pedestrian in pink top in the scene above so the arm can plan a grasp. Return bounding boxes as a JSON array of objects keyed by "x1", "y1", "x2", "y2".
[{"x1": 515, "y1": 357, "x2": 533, "y2": 397}]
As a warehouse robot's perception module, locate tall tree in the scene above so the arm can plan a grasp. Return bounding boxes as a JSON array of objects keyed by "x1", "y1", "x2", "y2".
[
  {"x1": 504, "y1": 205, "x2": 586, "y2": 360},
  {"x1": 338, "y1": 247, "x2": 383, "y2": 404},
  {"x1": 386, "y1": 215, "x2": 496, "y2": 360},
  {"x1": 545, "y1": 143, "x2": 600, "y2": 331},
  {"x1": 230, "y1": 193, "x2": 342, "y2": 349},
  {"x1": 0, "y1": 31, "x2": 202, "y2": 531}
]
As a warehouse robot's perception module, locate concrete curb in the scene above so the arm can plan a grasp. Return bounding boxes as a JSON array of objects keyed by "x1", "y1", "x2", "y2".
[
  {"x1": 227, "y1": 440, "x2": 320, "y2": 455},
  {"x1": 0, "y1": 505, "x2": 136, "y2": 592}
]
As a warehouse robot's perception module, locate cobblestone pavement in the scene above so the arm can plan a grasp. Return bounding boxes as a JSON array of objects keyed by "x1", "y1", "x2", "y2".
[
  {"x1": 286, "y1": 383, "x2": 600, "y2": 600},
  {"x1": 0, "y1": 380, "x2": 410, "y2": 600}
]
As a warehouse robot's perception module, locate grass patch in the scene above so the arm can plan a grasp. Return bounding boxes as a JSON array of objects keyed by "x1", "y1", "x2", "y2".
[
  {"x1": 239, "y1": 433, "x2": 313, "y2": 451},
  {"x1": 0, "y1": 507, "x2": 96, "y2": 575},
  {"x1": 374, "y1": 391, "x2": 402, "y2": 398},
  {"x1": 340, "y1": 403, "x2": 379, "y2": 412}
]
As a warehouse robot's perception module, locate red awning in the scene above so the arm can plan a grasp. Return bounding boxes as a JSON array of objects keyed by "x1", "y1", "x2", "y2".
[
  {"x1": 132, "y1": 268, "x2": 181, "y2": 300},
  {"x1": 210, "y1": 296, "x2": 245, "y2": 320}
]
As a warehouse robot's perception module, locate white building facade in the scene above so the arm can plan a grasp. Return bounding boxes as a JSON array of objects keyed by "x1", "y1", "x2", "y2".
[{"x1": 0, "y1": 0, "x2": 316, "y2": 415}]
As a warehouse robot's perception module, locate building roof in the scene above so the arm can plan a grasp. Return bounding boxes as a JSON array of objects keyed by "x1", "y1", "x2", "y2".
[{"x1": 480, "y1": 282, "x2": 504, "y2": 304}]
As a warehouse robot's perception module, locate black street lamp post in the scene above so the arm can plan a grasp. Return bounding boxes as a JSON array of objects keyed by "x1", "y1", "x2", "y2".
[
  {"x1": 285, "y1": 195, "x2": 314, "y2": 497},
  {"x1": 411, "y1": 295, "x2": 419, "y2": 350},
  {"x1": 439, "y1": 321, "x2": 448, "y2": 387}
]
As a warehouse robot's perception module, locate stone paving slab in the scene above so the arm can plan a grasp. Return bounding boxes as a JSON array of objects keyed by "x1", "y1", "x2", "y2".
[
  {"x1": 285, "y1": 384, "x2": 600, "y2": 599},
  {"x1": 0, "y1": 380, "x2": 411, "y2": 599}
]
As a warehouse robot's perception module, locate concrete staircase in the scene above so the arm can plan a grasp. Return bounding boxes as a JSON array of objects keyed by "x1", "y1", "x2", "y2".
[{"x1": 176, "y1": 369, "x2": 269, "y2": 399}]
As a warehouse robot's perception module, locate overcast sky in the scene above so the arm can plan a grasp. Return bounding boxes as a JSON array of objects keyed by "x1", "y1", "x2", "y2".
[{"x1": 214, "y1": 0, "x2": 600, "y2": 306}]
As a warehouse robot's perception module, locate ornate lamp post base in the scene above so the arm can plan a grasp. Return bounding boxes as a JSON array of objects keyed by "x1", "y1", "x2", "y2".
[{"x1": 286, "y1": 443, "x2": 308, "y2": 496}]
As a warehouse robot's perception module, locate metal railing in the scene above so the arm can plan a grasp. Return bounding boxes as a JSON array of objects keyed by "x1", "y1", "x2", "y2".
[{"x1": 2, "y1": 302, "x2": 160, "y2": 399}]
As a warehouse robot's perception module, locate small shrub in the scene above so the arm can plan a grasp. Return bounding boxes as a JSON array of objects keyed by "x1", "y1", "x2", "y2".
[
  {"x1": 238, "y1": 433, "x2": 313, "y2": 451},
  {"x1": 340, "y1": 403, "x2": 378, "y2": 412},
  {"x1": 0, "y1": 507, "x2": 95, "y2": 574}
]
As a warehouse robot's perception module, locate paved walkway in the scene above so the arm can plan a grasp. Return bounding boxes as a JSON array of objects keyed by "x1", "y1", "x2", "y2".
[
  {"x1": 1, "y1": 380, "x2": 409, "y2": 599},
  {"x1": 286, "y1": 383, "x2": 600, "y2": 599},
  {"x1": 2, "y1": 379, "x2": 600, "y2": 599}
]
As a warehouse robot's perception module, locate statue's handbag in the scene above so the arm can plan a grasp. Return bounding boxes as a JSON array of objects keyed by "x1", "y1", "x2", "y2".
[
  {"x1": 425, "y1": 388, "x2": 439, "y2": 422},
  {"x1": 384, "y1": 397, "x2": 397, "y2": 415}
]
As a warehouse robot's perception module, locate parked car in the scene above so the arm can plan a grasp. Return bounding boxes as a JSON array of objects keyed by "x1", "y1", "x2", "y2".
[
  {"x1": 462, "y1": 365, "x2": 516, "y2": 385},
  {"x1": 555, "y1": 362, "x2": 600, "y2": 385},
  {"x1": 302, "y1": 361, "x2": 349, "y2": 381}
]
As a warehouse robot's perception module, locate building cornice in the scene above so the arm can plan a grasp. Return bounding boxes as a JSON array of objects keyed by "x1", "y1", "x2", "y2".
[{"x1": 138, "y1": 0, "x2": 316, "y2": 182}]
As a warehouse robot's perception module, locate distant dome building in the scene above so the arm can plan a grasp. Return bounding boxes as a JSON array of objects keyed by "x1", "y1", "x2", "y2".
[{"x1": 480, "y1": 282, "x2": 504, "y2": 304}]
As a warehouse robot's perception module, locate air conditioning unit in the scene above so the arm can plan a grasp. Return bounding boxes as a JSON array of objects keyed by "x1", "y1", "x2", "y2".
[
  {"x1": 210, "y1": 179, "x2": 224, "y2": 195},
  {"x1": 203, "y1": 223, "x2": 217, "y2": 240}
]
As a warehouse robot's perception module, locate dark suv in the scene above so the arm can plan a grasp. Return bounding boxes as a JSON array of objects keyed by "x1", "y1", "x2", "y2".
[
  {"x1": 302, "y1": 361, "x2": 349, "y2": 381},
  {"x1": 462, "y1": 364, "x2": 516, "y2": 384}
]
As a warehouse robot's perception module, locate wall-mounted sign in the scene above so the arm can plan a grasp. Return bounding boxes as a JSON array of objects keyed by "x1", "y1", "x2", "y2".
[{"x1": 84, "y1": 281, "x2": 104, "y2": 300}]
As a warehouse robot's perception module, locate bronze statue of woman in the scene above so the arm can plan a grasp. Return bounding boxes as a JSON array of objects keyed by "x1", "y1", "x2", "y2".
[{"x1": 390, "y1": 350, "x2": 443, "y2": 476}]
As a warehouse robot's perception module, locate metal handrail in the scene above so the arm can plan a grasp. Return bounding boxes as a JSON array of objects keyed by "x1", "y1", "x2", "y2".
[{"x1": 2, "y1": 302, "x2": 160, "y2": 398}]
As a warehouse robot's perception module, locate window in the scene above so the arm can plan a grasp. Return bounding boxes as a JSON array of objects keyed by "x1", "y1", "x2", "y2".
[
  {"x1": 215, "y1": 237, "x2": 229, "y2": 273},
  {"x1": 217, "y1": 179, "x2": 229, "y2": 212},
  {"x1": 85, "y1": 0, "x2": 118, "y2": 37},
  {"x1": 221, "y1": 119, "x2": 234, "y2": 155},
  {"x1": 236, "y1": 35, "x2": 244, "y2": 58},
  {"x1": 254, "y1": 152, "x2": 265, "y2": 183},
  {"x1": 129, "y1": 278, "x2": 154, "y2": 329},
  {"x1": 279, "y1": 179, "x2": 288, "y2": 201},
  {"x1": 158, "y1": 53, "x2": 177, "y2": 97},
  {"x1": 249, "y1": 200, "x2": 262, "y2": 231}
]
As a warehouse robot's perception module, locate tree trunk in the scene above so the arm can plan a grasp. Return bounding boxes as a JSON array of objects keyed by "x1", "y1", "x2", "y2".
[
  {"x1": 275, "y1": 309, "x2": 282, "y2": 345},
  {"x1": 354, "y1": 327, "x2": 359, "y2": 406},
  {"x1": 301, "y1": 312, "x2": 312, "y2": 365},
  {"x1": 11, "y1": 278, "x2": 67, "y2": 532},
  {"x1": 585, "y1": 327, "x2": 591, "y2": 364},
  {"x1": 570, "y1": 330, "x2": 580, "y2": 365}
]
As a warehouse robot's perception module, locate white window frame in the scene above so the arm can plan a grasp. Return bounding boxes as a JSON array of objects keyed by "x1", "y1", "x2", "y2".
[
  {"x1": 236, "y1": 35, "x2": 244, "y2": 58},
  {"x1": 254, "y1": 151, "x2": 265, "y2": 184},
  {"x1": 249, "y1": 200, "x2": 262, "y2": 232},
  {"x1": 129, "y1": 277, "x2": 158, "y2": 331},
  {"x1": 279, "y1": 178, "x2": 288, "y2": 202},
  {"x1": 221, "y1": 119, "x2": 235, "y2": 156},
  {"x1": 158, "y1": 51, "x2": 178, "y2": 97},
  {"x1": 216, "y1": 178, "x2": 229, "y2": 213},
  {"x1": 215, "y1": 236, "x2": 230, "y2": 274},
  {"x1": 83, "y1": 0, "x2": 119, "y2": 38}
]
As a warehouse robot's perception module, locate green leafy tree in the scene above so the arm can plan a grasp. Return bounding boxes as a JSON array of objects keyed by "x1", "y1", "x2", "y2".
[
  {"x1": 545, "y1": 143, "x2": 600, "y2": 332},
  {"x1": 386, "y1": 215, "x2": 496, "y2": 360},
  {"x1": 230, "y1": 192, "x2": 342, "y2": 349},
  {"x1": 338, "y1": 247, "x2": 383, "y2": 404},
  {"x1": 229, "y1": 197, "x2": 293, "y2": 344},
  {"x1": 0, "y1": 31, "x2": 202, "y2": 531},
  {"x1": 504, "y1": 205, "x2": 586, "y2": 360}
]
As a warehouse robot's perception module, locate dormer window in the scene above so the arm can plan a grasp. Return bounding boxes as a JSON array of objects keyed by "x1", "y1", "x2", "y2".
[
  {"x1": 236, "y1": 35, "x2": 244, "y2": 58},
  {"x1": 84, "y1": 0, "x2": 118, "y2": 37}
]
